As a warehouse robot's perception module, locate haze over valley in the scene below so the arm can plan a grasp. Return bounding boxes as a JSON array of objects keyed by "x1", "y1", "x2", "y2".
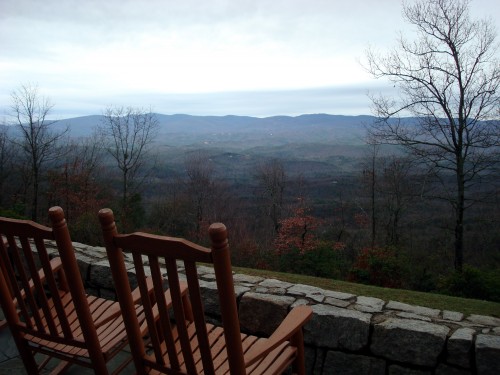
[{"x1": 49, "y1": 113, "x2": 387, "y2": 181}]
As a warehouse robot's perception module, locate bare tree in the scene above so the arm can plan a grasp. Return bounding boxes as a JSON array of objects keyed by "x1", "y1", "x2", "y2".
[
  {"x1": 0, "y1": 126, "x2": 15, "y2": 208},
  {"x1": 99, "y1": 106, "x2": 158, "y2": 225},
  {"x1": 255, "y1": 159, "x2": 287, "y2": 234},
  {"x1": 184, "y1": 151, "x2": 216, "y2": 241},
  {"x1": 378, "y1": 155, "x2": 417, "y2": 247},
  {"x1": 47, "y1": 131, "x2": 105, "y2": 222},
  {"x1": 365, "y1": 0, "x2": 500, "y2": 272},
  {"x1": 10, "y1": 84, "x2": 67, "y2": 221},
  {"x1": 361, "y1": 143, "x2": 380, "y2": 249}
]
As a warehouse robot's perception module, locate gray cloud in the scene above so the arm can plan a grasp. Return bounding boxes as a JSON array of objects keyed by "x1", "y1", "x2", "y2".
[{"x1": 1, "y1": 0, "x2": 498, "y2": 119}]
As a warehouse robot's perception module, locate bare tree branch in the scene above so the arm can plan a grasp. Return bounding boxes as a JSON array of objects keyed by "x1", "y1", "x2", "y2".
[
  {"x1": 10, "y1": 83, "x2": 67, "y2": 220},
  {"x1": 99, "y1": 106, "x2": 158, "y2": 227},
  {"x1": 364, "y1": 0, "x2": 500, "y2": 272}
]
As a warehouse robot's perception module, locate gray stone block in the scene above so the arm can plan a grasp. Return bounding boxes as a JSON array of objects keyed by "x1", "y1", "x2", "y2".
[
  {"x1": 323, "y1": 290, "x2": 355, "y2": 300},
  {"x1": 475, "y1": 334, "x2": 500, "y2": 375},
  {"x1": 196, "y1": 265, "x2": 214, "y2": 275},
  {"x1": 238, "y1": 292, "x2": 295, "y2": 336},
  {"x1": 442, "y1": 310, "x2": 464, "y2": 322},
  {"x1": 388, "y1": 364, "x2": 432, "y2": 374},
  {"x1": 324, "y1": 297, "x2": 350, "y2": 308},
  {"x1": 467, "y1": 315, "x2": 500, "y2": 327},
  {"x1": 447, "y1": 327, "x2": 475, "y2": 368},
  {"x1": 304, "y1": 346, "x2": 317, "y2": 375},
  {"x1": 75, "y1": 255, "x2": 94, "y2": 282},
  {"x1": 397, "y1": 312, "x2": 432, "y2": 322},
  {"x1": 304, "y1": 304, "x2": 371, "y2": 351},
  {"x1": 232, "y1": 273, "x2": 264, "y2": 284},
  {"x1": 435, "y1": 364, "x2": 471, "y2": 374},
  {"x1": 313, "y1": 348, "x2": 326, "y2": 375},
  {"x1": 199, "y1": 279, "x2": 221, "y2": 317},
  {"x1": 386, "y1": 301, "x2": 440, "y2": 318},
  {"x1": 259, "y1": 278, "x2": 293, "y2": 289},
  {"x1": 371, "y1": 318, "x2": 449, "y2": 367},
  {"x1": 74, "y1": 243, "x2": 107, "y2": 260},
  {"x1": 288, "y1": 284, "x2": 326, "y2": 303},
  {"x1": 323, "y1": 351, "x2": 385, "y2": 375},
  {"x1": 89, "y1": 259, "x2": 114, "y2": 289},
  {"x1": 355, "y1": 296, "x2": 385, "y2": 313}
]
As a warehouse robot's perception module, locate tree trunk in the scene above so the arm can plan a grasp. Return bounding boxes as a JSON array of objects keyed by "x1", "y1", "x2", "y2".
[
  {"x1": 123, "y1": 169, "x2": 128, "y2": 213},
  {"x1": 32, "y1": 166, "x2": 39, "y2": 221},
  {"x1": 454, "y1": 167, "x2": 465, "y2": 273},
  {"x1": 371, "y1": 159, "x2": 376, "y2": 249}
]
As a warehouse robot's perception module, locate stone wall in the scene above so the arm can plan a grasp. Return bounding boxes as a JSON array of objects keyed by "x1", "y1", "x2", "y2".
[{"x1": 65, "y1": 242, "x2": 500, "y2": 375}]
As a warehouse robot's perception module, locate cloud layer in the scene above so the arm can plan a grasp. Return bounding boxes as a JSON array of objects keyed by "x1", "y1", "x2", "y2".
[{"x1": 1, "y1": 0, "x2": 498, "y2": 119}]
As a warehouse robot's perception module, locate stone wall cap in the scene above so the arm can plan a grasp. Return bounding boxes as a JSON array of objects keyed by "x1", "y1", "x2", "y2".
[
  {"x1": 476, "y1": 334, "x2": 500, "y2": 349},
  {"x1": 312, "y1": 303, "x2": 372, "y2": 323},
  {"x1": 449, "y1": 327, "x2": 476, "y2": 340},
  {"x1": 196, "y1": 265, "x2": 215, "y2": 275},
  {"x1": 232, "y1": 274, "x2": 265, "y2": 284},
  {"x1": 355, "y1": 296, "x2": 385, "y2": 313},
  {"x1": 396, "y1": 312, "x2": 432, "y2": 322},
  {"x1": 442, "y1": 310, "x2": 464, "y2": 322},
  {"x1": 242, "y1": 291, "x2": 296, "y2": 305},
  {"x1": 324, "y1": 290, "x2": 355, "y2": 300},
  {"x1": 378, "y1": 317, "x2": 450, "y2": 338},
  {"x1": 467, "y1": 314, "x2": 500, "y2": 327},
  {"x1": 259, "y1": 278, "x2": 293, "y2": 289},
  {"x1": 386, "y1": 301, "x2": 441, "y2": 318}
]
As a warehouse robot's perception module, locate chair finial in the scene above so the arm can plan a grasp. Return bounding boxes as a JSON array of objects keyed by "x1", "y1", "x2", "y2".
[
  {"x1": 48, "y1": 206, "x2": 66, "y2": 228},
  {"x1": 208, "y1": 223, "x2": 227, "y2": 246},
  {"x1": 98, "y1": 208, "x2": 115, "y2": 229}
]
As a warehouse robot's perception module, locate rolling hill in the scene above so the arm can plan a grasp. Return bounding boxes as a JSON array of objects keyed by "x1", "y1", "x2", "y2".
[{"x1": 49, "y1": 113, "x2": 374, "y2": 148}]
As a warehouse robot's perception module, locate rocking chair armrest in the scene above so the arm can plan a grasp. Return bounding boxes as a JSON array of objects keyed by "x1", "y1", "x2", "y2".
[
  {"x1": 130, "y1": 278, "x2": 189, "y2": 306},
  {"x1": 131, "y1": 276, "x2": 155, "y2": 304},
  {"x1": 94, "y1": 279, "x2": 189, "y2": 329},
  {"x1": 13, "y1": 258, "x2": 64, "y2": 305},
  {"x1": 244, "y1": 305, "x2": 313, "y2": 367},
  {"x1": 94, "y1": 277, "x2": 155, "y2": 328},
  {"x1": 35, "y1": 257, "x2": 64, "y2": 285}
]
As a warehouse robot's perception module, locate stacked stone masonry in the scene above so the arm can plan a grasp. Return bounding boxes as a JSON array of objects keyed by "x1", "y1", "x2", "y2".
[{"x1": 50, "y1": 242, "x2": 500, "y2": 374}]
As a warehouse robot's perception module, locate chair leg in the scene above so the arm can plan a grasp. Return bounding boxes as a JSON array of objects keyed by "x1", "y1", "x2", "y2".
[
  {"x1": 182, "y1": 293, "x2": 194, "y2": 322},
  {"x1": 15, "y1": 340, "x2": 40, "y2": 374},
  {"x1": 291, "y1": 329, "x2": 306, "y2": 375},
  {"x1": 48, "y1": 359, "x2": 72, "y2": 375}
]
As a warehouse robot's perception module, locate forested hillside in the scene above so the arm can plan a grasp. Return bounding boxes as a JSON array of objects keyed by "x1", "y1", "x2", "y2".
[{"x1": 1, "y1": 113, "x2": 499, "y2": 301}]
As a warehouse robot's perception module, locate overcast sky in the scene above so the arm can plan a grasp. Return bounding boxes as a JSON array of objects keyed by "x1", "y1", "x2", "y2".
[{"x1": 1, "y1": 0, "x2": 499, "y2": 120}]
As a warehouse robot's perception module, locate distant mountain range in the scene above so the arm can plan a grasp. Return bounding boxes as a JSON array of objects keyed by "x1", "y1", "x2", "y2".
[
  {"x1": 1, "y1": 113, "x2": 408, "y2": 175},
  {"x1": 47, "y1": 113, "x2": 376, "y2": 148}
]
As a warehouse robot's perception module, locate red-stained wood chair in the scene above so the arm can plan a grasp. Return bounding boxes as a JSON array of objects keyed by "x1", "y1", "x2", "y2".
[
  {"x1": 0, "y1": 236, "x2": 8, "y2": 331},
  {"x1": 98, "y1": 207, "x2": 313, "y2": 375},
  {"x1": 0, "y1": 206, "x2": 137, "y2": 374}
]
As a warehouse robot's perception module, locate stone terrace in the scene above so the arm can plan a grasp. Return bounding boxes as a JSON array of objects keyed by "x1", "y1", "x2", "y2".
[{"x1": 2, "y1": 241, "x2": 500, "y2": 374}]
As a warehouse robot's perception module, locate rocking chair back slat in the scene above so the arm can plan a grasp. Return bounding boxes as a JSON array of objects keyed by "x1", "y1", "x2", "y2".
[
  {"x1": 34, "y1": 236, "x2": 74, "y2": 338},
  {"x1": 184, "y1": 260, "x2": 215, "y2": 375},
  {"x1": 164, "y1": 258, "x2": 198, "y2": 374},
  {"x1": 3, "y1": 230, "x2": 72, "y2": 338},
  {"x1": 149, "y1": 255, "x2": 177, "y2": 368},
  {"x1": 1, "y1": 235, "x2": 37, "y2": 330}
]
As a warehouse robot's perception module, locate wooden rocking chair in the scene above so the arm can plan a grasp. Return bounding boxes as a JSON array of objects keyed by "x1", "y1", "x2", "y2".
[
  {"x1": 98, "y1": 208, "x2": 312, "y2": 375},
  {"x1": 0, "y1": 206, "x2": 136, "y2": 374},
  {"x1": 0, "y1": 236, "x2": 8, "y2": 331}
]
